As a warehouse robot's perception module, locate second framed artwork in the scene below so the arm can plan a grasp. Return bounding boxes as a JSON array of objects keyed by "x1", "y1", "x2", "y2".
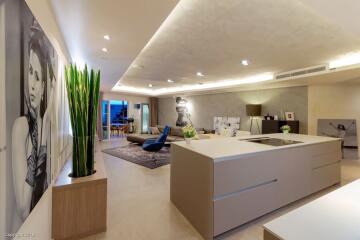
[{"x1": 285, "y1": 112, "x2": 295, "y2": 121}]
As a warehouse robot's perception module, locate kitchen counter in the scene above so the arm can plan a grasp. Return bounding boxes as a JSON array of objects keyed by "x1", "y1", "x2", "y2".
[
  {"x1": 170, "y1": 134, "x2": 341, "y2": 239},
  {"x1": 264, "y1": 179, "x2": 360, "y2": 240},
  {"x1": 172, "y1": 133, "x2": 340, "y2": 161}
]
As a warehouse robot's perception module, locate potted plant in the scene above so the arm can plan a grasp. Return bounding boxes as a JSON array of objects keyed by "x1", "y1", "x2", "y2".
[
  {"x1": 65, "y1": 64, "x2": 100, "y2": 178},
  {"x1": 182, "y1": 124, "x2": 197, "y2": 144},
  {"x1": 280, "y1": 125, "x2": 291, "y2": 134}
]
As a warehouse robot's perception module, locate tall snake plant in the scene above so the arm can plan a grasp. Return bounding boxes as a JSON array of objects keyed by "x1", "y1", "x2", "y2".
[{"x1": 65, "y1": 64, "x2": 100, "y2": 177}]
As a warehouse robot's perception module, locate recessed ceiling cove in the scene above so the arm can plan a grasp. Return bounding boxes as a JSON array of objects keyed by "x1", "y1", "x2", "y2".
[
  {"x1": 51, "y1": 0, "x2": 179, "y2": 91},
  {"x1": 115, "y1": 0, "x2": 360, "y2": 93}
]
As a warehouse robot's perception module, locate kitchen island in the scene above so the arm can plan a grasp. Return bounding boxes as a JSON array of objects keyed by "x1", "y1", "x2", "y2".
[{"x1": 170, "y1": 134, "x2": 341, "y2": 239}]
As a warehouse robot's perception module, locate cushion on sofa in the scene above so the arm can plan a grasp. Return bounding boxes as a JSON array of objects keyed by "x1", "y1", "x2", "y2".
[
  {"x1": 127, "y1": 134, "x2": 159, "y2": 145},
  {"x1": 127, "y1": 133, "x2": 184, "y2": 144},
  {"x1": 149, "y1": 126, "x2": 160, "y2": 135},
  {"x1": 156, "y1": 125, "x2": 165, "y2": 133},
  {"x1": 170, "y1": 126, "x2": 184, "y2": 137},
  {"x1": 167, "y1": 136, "x2": 184, "y2": 142}
]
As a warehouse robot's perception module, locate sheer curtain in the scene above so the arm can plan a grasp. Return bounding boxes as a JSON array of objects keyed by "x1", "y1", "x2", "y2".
[{"x1": 149, "y1": 97, "x2": 158, "y2": 127}]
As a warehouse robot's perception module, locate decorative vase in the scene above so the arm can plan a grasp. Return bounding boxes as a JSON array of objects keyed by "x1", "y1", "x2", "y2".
[
  {"x1": 282, "y1": 130, "x2": 290, "y2": 134},
  {"x1": 185, "y1": 138, "x2": 192, "y2": 144}
]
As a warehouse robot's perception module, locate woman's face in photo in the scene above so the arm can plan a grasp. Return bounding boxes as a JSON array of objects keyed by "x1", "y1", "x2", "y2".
[{"x1": 28, "y1": 49, "x2": 44, "y2": 109}]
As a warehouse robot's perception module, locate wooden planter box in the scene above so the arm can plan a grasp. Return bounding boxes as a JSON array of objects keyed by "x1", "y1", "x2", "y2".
[{"x1": 52, "y1": 154, "x2": 107, "y2": 240}]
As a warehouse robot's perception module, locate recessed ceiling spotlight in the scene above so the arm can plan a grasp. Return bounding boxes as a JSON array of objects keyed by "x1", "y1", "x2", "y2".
[
  {"x1": 241, "y1": 60, "x2": 249, "y2": 66},
  {"x1": 197, "y1": 72, "x2": 204, "y2": 77},
  {"x1": 104, "y1": 35, "x2": 110, "y2": 40},
  {"x1": 167, "y1": 79, "x2": 174, "y2": 83},
  {"x1": 148, "y1": 84, "x2": 153, "y2": 88},
  {"x1": 102, "y1": 48, "x2": 108, "y2": 52}
]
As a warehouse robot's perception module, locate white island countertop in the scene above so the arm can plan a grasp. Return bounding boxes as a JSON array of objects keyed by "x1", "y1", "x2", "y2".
[
  {"x1": 172, "y1": 133, "x2": 340, "y2": 161},
  {"x1": 264, "y1": 179, "x2": 360, "y2": 240}
]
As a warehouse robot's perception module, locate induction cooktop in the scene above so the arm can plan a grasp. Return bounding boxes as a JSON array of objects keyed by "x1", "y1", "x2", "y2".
[{"x1": 245, "y1": 138, "x2": 303, "y2": 146}]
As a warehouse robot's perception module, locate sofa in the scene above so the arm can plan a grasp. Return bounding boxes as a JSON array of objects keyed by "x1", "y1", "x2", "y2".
[{"x1": 127, "y1": 125, "x2": 210, "y2": 145}]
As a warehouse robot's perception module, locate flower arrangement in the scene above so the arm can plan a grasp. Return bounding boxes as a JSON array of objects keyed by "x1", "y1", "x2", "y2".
[
  {"x1": 280, "y1": 125, "x2": 291, "y2": 134},
  {"x1": 182, "y1": 124, "x2": 197, "y2": 139}
]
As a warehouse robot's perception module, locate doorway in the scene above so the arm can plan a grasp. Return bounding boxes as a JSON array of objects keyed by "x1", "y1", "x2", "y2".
[{"x1": 101, "y1": 100, "x2": 128, "y2": 140}]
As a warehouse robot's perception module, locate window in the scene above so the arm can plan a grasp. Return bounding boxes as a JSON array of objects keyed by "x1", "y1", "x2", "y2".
[{"x1": 110, "y1": 100, "x2": 128, "y2": 125}]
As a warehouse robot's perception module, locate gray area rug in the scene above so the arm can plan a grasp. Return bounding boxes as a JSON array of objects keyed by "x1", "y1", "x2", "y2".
[{"x1": 102, "y1": 144, "x2": 170, "y2": 169}]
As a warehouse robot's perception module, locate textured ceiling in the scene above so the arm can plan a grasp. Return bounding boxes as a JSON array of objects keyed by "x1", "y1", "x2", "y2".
[
  {"x1": 117, "y1": 0, "x2": 360, "y2": 90},
  {"x1": 51, "y1": 0, "x2": 179, "y2": 91},
  {"x1": 169, "y1": 66, "x2": 360, "y2": 98},
  {"x1": 299, "y1": 0, "x2": 360, "y2": 37},
  {"x1": 52, "y1": 0, "x2": 360, "y2": 94}
]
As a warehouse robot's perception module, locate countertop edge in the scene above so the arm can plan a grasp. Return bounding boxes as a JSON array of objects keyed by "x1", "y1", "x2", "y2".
[{"x1": 172, "y1": 134, "x2": 341, "y2": 162}]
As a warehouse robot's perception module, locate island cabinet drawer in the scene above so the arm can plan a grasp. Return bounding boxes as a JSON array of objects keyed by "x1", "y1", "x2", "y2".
[
  {"x1": 311, "y1": 161, "x2": 340, "y2": 193},
  {"x1": 311, "y1": 150, "x2": 341, "y2": 169},
  {"x1": 213, "y1": 153, "x2": 281, "y2": 197},
  {"x1": 306, "y1": 140, "x2": 341, "y2": 157},
  {"x1": 213, "y1": 178, "x2": 279, "y2": 236}
]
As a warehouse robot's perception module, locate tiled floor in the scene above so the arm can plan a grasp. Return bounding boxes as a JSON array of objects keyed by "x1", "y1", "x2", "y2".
[{"x1": 81, "y1": 139, "x2": 360, "y2": 240}]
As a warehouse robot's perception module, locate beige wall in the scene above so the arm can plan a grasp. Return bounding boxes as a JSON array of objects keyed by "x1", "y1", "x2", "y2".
[
  {"x1": 308, "y1": 84, "x2": 360, "y2": 155},
  {"x1": 103, "y1": 92, "x2": 149, "y2": 133},
  {"x1": 159, "y1": 86, "x2": 308, "y2": 134},
  {"x1": 25, "y1": 0, "x2": 70, "y2": 61}
]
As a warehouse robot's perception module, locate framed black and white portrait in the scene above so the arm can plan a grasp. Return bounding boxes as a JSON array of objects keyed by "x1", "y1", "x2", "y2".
[
  {"x1": 10, "y1": 1, "x2": 58, "y2": 227},
  {"x1": 3, "y1": 0, "x2": 72, "y2": 236}
]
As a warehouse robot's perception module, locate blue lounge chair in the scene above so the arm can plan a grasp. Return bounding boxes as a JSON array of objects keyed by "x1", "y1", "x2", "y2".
[{"x1": 142, "y1": 126, "x2": 170, "y2": 163}]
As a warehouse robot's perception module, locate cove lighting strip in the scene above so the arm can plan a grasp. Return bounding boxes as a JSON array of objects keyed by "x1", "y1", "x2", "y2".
[
  {"x1": 112, "y1": 73, "x2": 274, "y2": 96},
  {"x1": 329, "y1": 52, "x2": 360, "y2": 69}
]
